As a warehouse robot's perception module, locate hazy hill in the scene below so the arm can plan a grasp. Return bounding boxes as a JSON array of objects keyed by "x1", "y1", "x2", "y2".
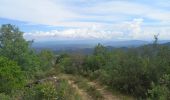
[{"x1": 32, "y1": 40, "x2": 170, "y2": 54}]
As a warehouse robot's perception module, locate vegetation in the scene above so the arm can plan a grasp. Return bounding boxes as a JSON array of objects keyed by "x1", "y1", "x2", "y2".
[
  {"x1": 22, "y1": 79, "x2": 81, "y2": 100},
  {"x1": 0, "y1": 24, "x2": 82, "y2": 100},
  {"x1": 0, "y1": 56, "x2": 25, "y2": 94},
  {"x1": 1, "y1": 24, "x2": 170, "y2": 99},
  {"x1": 60, "y1": 43, "x2": 170, "y2": 99}
]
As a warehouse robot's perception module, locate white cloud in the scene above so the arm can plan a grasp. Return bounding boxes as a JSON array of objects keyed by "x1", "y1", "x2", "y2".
[
  {"x1": 0, "y1": 0, "x2": 94, "y2": 27},
  {"x1": 1, "y1": 0, "x2": 170, "y2": 40},
  {"x1": 23, "y1": 17, "x2": 170, "y2": 41},
  {"x1": 25, "y1": 18, "x2": 170, "y2": 40},
  {"x1": 1, "y1": 0, "x2": 170, "y2": 27},
  {"x1": 124, "y1": 18, "x2": 144, "y2": 39},
  {"x1": 121, "y1": 18, "x2": 170, "y2": 40},
  {"x1": 24, "y1": 24, "x2": 125, "y2": 41},
  {"x1": 80, "y1": 1, "x2": 170, "y2": 22},
  {"x1": 23, "y1": 18, "x2": 139, "y2": 40}
]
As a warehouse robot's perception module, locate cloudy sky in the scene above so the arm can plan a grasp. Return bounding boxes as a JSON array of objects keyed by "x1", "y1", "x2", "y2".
[{"x1": 0, "y1": 0, "x2": 170, "y2": 41}]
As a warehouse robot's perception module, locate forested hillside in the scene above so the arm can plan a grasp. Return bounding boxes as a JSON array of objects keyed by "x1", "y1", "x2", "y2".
[{"x1": 0, "y1": 24, "x2": 170, "y2": 100}]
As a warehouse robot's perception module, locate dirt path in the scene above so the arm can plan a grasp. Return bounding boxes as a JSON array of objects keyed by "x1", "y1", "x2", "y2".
[
  {"x1": 59, "y1": 74, "x2": 134, "y2": 100},
  {"x1": 60, "y1": 74, "x2": 93, "y2": 100},
  {"x1": 88, "y1": 81, "x2": 121, "y2": 100},
  {"x1": 67, "y1": 79, "x2": 93, "y2": 100}
]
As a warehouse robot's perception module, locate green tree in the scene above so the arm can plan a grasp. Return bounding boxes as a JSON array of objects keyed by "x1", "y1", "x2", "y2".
[
  {"x1": 0, "y1": 24, "x2": 30, "y2": 66},
  {"x1": 94, "y1": 43, "x2": 106, "y2": 56},
  {"x1": 0, "y1": 24, "x2": 41, "y2": 77}
]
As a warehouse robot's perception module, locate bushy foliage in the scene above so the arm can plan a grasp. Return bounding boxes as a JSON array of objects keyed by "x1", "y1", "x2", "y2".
[
  {"x1": 0, "y1": 24, "x2": 58, "y2": 99},
  {"x1": 0, "y1": 56, "x2": 25, "y2": 94},
  {"x1": 1, "y1": 24, "x2": 170, "y2": 99},
  {"x1": 23, "y1": 80, "x2": 81, "y2": 100},
  {"x1": 59, "y1": 53, "x2": 85, "y2": 74},
  {"x1": 38, "y1": 50, "x2": 54, "y2": 71},
  {"x1": 0, "y1": 24, "x2": 56, "y2": 78},
  {"x1": 70, "y1": 43, "x2": 170, "y2": 98},
  {"x1": 0, "y1": 93, "x2": 11, "y2": 100},
  {"x1": 23, "y1": 82, "x2": 58, "y2": 100},
  {"x1": 148, "y1": 84, "x2": 170, "y2": 100},
  {"x1": 0, "y1": 24, "x2": 32, "y2": 68}
]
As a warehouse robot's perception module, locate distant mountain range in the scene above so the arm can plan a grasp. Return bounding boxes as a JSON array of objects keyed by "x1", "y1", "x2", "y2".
[{"x1": 32, "y1": 40, "x2": 170, "y2": 53}]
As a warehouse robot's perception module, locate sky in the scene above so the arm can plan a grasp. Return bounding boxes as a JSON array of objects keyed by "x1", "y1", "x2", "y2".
[{"x1": 0, "y1": 0, "x2": 170, "y2": 41}]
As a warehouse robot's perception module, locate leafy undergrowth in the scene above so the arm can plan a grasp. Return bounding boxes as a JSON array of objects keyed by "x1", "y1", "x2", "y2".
[{"x1": 22, "y1": 78, "x2": 82, "y2": 100}]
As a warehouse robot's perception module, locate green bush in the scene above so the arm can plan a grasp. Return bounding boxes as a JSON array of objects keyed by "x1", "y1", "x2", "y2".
[
  {"x1": 148, "y1": 83, "x2": 170, "y2": 100},
  {"x1": 23, "y1": 79, "x2": 81, "y2": 100},
  {"x1": 0, "y1": 56, "x2": 25, "y2": 94},
  {"x1": 0, "y1": 93, "x2": 11, "y2": 100},
  {"x1": 23, "y1": 82, "x2": 57, "y2": 100},
  {"x1": 82, "y1": 44, "x2": 170, "y2": 98}
]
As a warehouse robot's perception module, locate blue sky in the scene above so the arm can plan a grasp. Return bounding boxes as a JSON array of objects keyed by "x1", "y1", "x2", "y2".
[{"x1": 0, "y1": 0, "x2": 170, "y2": 41}]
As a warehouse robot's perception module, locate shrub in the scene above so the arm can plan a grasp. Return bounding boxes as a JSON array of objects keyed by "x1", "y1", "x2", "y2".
[
  {"x1": 22, "y1": 79, "x2": 81, "y2": 100},
  {"x1": 0, "y1": 93, "x2": 11, "y2": 100},
  {"x1": 0, "y1": 56, "x2": 25, "y2": 94},
  {"x1": 23, "y1": 82, "x2": 57, "y2": 100},
  {"x1": 148, "y1": 83, "x2": 170, "y2": 100}
]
